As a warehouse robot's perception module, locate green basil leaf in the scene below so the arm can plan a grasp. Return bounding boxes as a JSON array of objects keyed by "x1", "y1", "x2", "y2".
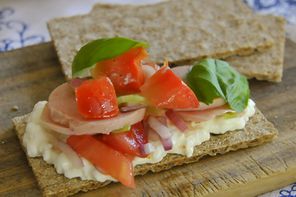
[
  {"x1": 215, "y1": 60, "x2": 250, "y2": 112},
  {"x1": 72, "y1": 37, "x2": 149, "y2": 77},
  {"x1": 187, "y1": 59, "x2": 225, "y2": 105},
  {"x1": 187, "y1": 59, "x2": 250, "y2": 112}
]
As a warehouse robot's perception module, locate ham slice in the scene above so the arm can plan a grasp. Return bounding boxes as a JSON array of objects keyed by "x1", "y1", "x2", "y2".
[
  {"x1": 46, "y1": 82, "x2": 146, "y2": 135},
  {"x1": 68, "y1": 78, "x2": 85, "y2": 89},
  {"x1": 68, "y1": 108, "x2": 146, "y2": 135},
  {"x1": 197, "y1": 98, "x2": 226, "y2": 111},
  {"x1": 174, "y1": 98, "x2": 226, "y2": 112},
  {"x1": 48, "y1": 83, "x2": 82, "y2": 126},
  {"x1": 41, "y1": 105, "x2": 73, "y2": 135},
  {"x1": 39, "y1": 109, "x2": 83, "y2": 168},
  {"x1": 176, "y1": 105, "x2": 234, "y2": 122}
]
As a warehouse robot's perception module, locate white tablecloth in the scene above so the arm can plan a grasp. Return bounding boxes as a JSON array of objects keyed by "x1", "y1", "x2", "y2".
[{"x1": 0, "y1": 0, "x2": 295, "y2": 196}]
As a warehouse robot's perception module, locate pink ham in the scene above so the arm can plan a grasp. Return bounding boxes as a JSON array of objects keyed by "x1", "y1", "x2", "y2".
[
  {"x1": 40, "y1": 109, "x2": 83, "y2": 168},
  {"x1": 68, "y1": 108, "x2": 146, "y2": 135},
  {"x1": 174, "y1": 98, "x2": 226, "y2": 112},
  {"x1": 176, "y1": 105, "x2": 234, "y2": 122},
  {"x1": 41, "y1": 105, "x2": 74, "y2": 135},
  {"x1": 197, "y1": 98, "x2": 226, "y2": 111},
  {"x1": 68, "y1": 78, "x2": 85, "y2": 89},
  {"x1": 48, "y1": 83, "x2": 82, "y2": 126},
  {"x1": 46, "y1": 82, "x2": 146, "y2": 135}
]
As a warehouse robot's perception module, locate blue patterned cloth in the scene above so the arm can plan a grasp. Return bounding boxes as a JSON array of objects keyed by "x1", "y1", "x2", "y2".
[
  {"x1": 279, "y1": 183, "x2": 296, "y2": 197},
  {"x1": 259, "y1": 183, "x2": 296, "y2": 197},
  {"x1": 245, "y1": 0, "x2": 296, "y2": 24},
  {"x1": 0, "y1": 7, "x2": 45, "y2": 52}
]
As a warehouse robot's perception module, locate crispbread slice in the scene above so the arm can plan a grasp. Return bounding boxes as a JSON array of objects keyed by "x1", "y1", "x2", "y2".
[
  {"x1": 226, "y1": 15, "x2": 285, "y2": 82},
  {"x1": 177, "y1": 0, "x2": 286, "y2": 82},
  {"x1": 165, "y1": 0, "x2": 285, "y2": 82},
  {"x1": 47, "y1": 0, "x2": 273, "y2": 79},
  {"x1": 13, "y1": 109, "x2": 278, "y2": 197}
]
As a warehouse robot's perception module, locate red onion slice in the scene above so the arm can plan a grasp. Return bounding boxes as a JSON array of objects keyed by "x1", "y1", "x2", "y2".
[
  {"x1": 144, "y1": 121, "x2": 160, "y2": 141},
  {"x1": 161, "y1": 138, "x2": 173, "y2": 151},
  {"x1": 140, "y1": 143, "x2": 155, "y2": 155},
  {"x1": 119, "y1": 104, "x2": 146, "y2": 112},
  {"x1": 165, "y1": 110, "x2": 188, "y2": 132},
  {"x1": 156, "y1": 116, "x2": 167, "y2": 126},
  {"x1": 148, "y1": 117, "x2": 171, "y2": 139},
  {"x1": 148, "y1": 129, "x2": 161, "y2": 141},
  {"x1": 148, "y1": 116, "x2": 173, "y2": 151}
]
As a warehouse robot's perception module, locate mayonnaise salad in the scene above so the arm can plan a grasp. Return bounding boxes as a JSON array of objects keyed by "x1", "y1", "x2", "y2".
[{"x1": 23, "y1": 99, "x2": 255, "y2": 182}]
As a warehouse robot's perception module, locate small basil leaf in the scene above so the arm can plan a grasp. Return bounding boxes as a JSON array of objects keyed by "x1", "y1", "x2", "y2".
[
  {"x1": 72, "y1": 37, "x2": 148, "y2": 77},
  {"x1": 186, "y1": 58, "x2": 250, "y2": 112},
  {"x1": 187, "y1": 59, "x2": 225, "y2": 105},
  {"x1": 215, "y1": 59, "x2": 249, "y2": 112}
]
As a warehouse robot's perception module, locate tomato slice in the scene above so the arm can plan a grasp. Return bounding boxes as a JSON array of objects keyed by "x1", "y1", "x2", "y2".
[
  {"x1": 92, "y1": 47, "x2": 147, "y2": 95},
  {"x1": 67, "y1": 135, "x2": 135, "y2": 188},
  {"x1": 100, "y1": 122, "x2": 148, "y2": 157},
  {"x1": 140, "y1": 67, "x2": 199, "y2": 109},
  {"x1": 75, "y1": 77, "x2": 119, "y2": 119},
  {"x1": 131, "y1": 121, "x2": 148, "y2": 145}
]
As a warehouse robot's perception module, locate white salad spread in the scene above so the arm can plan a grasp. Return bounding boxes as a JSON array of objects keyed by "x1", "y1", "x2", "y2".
[{"x1": 23, "y1": 99, "x2": 255, "y2": 182}]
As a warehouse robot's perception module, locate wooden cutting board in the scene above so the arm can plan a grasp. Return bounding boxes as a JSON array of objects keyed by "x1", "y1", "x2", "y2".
[{"x1": 0, "y1": 40, "x2": 295, "y2": 197}]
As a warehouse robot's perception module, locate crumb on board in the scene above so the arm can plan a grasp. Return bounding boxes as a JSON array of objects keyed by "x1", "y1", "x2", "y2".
[
  {"x1": 11, "y1": 105, "x2": 19, "y2": 111},
  {"x1": 274, "y1": 115, "x2": 278, "y2": 119}
]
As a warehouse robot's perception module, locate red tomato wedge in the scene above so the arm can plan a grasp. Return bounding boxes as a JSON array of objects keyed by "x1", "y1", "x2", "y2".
[
  {"x1": 100, "y1": 122, "x2": 148, "y2": 157},
  {"x1": 75, "y1": 77, "x2": 119, "y2": 119},
  {"x1": 131, "y1": 121, "x2": 148, "y2": 145},
  {"x1": 67, "y1": 135, "x2": 135, "y2": 188},
  {"x1": 92, "y1": 47, "x2": 147, "y2": 95},
  {"x1": 140, "y1": 67, "x2": 199, "y2": 109}
]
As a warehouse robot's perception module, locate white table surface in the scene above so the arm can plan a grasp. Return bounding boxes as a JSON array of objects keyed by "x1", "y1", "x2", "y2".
[{"x1": 0, "y1": 0, "x2": 295, "y2": 196}]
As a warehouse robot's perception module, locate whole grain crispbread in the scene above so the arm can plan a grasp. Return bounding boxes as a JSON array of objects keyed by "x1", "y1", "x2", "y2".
[
  {"x1": 161, "y1": 0, "x2": 286, "y2": 82},
  {"x1": 47, "y1": 0, "x2": 273, "y2": 79},
  {"x1": 13, "y1": 108, "x2": 278, "y2": 197},
  {"x1": 176, "y1": 14, "x2": 286, "y2": 82},
  {"x1": 226, "y1": 15, "x2": 286, "y2": 82}
]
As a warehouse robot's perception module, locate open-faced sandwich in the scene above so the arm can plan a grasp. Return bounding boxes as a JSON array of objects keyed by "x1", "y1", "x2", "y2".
[{"x1": 13, "y1": 37, "x2": 278, "y2": 196}]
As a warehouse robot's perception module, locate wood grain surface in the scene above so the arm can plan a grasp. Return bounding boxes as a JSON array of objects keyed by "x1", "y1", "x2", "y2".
[{"x1": 0, "y1": 40, "x2": 296, "y2": 197}]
